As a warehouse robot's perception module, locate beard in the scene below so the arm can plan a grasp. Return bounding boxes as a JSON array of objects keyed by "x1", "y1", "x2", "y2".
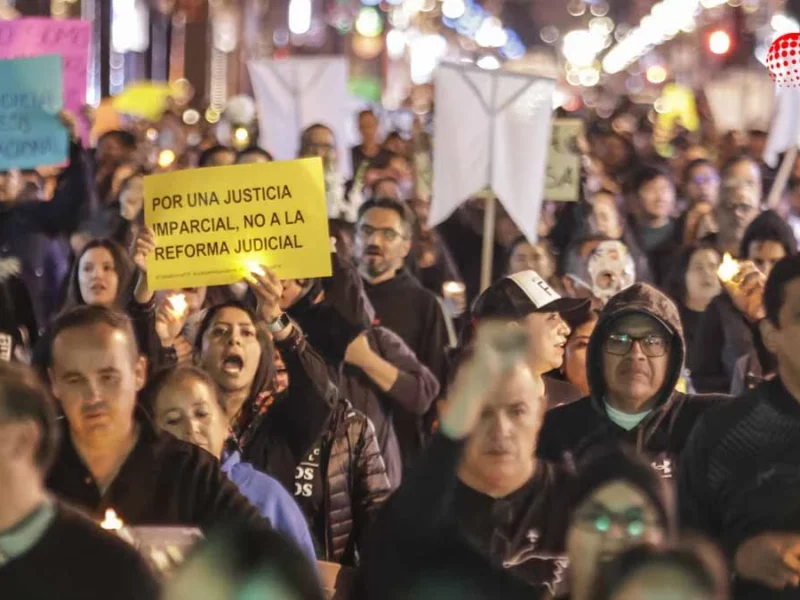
[{"x1": 363, "y1": 255, "x2": 391, "y2": 278}]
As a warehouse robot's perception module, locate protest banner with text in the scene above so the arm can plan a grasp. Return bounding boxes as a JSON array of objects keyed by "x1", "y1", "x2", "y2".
[
  {"x1": 144, "y1": 158, "x2": 332, "y2": 290},
  {"x1": 0, "y1": 55, "x2": 67, "y2": 170},
  {"x1": 545, "y1": 119, "x2": 583, "y2": 202},
  {"x1": 0, "y1": 19, "x2": 92, "y2": 144}
]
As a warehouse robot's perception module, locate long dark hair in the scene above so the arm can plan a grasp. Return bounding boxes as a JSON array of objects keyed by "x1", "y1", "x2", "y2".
[
  {"x1": 663, "y1": 243, "x2": 720, "y2": 309},
  {"x1": 63, "y1": 238, "x2": 135, "y2": 311},
  {"x1": 193, "y1": 300, "x2": 276, "y2": 402}
]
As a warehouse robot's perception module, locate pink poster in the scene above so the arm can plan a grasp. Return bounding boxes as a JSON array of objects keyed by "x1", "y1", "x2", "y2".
[{"x1": 0, "y1": 18, "x2": 92, "y2": 142}]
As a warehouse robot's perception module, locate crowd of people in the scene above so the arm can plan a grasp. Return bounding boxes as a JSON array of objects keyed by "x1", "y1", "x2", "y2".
[{"x1": 3, "y1": 98, "x2": 800, "y2": 600}]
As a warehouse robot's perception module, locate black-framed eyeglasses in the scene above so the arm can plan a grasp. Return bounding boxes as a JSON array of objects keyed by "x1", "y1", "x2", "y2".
[
  {"x1": 605, "y1": 333, "x2": 669, "y2": 358},
  {"x1": 357, "y1": 223, "x2": 407, "y2": 242},
  {"x1": 573, "y1": 507, "x2": 661, "y2": 539}
]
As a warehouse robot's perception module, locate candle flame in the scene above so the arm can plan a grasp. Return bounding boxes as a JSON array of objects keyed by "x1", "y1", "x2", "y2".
[
  {"x1": 244, "y1": 261, "x2": 265, "y2": 277},
  {"x1": 167, "y1": 293, "x2": 188, "y2": 317},
  {"x1": 717, "y1": 253, "x2": 740, "y2": 283},
  {"x1": 101, "y1": 508, "x2": 123, "y2": 531}
]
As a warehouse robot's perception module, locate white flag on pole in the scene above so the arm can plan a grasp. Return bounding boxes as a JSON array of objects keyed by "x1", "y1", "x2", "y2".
[
  {"x1": 430, "y1": 63, "x2": 556, "y2": 243},
  {"x1": 247, "y1": 56, "x2": 352, "y2": 175},
  {"x1": 763, "y1": 85, "x2": 800, "y2": 169}
]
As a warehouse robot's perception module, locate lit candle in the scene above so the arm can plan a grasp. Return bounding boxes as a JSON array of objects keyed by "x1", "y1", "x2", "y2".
[
  {"x1": 167, "y1": 293, "x2": 188, "y2": 317},
  {"x1": 157, "y1": 149, "x2": 176, "y2": 168},
  {"x1": 244, "y1": 261, "x2": 266, "y2": 277},
  {"x1": 101, "y1": 508, "x2": 123, "y2": 531},
  {"x1": 717, "y1": 253, "x2": 740, "y2": 283}
]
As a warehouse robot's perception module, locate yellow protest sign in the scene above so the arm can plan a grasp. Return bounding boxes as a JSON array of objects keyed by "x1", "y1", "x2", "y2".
[
  {"x1": 143, "y1": 158, "x2": 331, "y2": 290},
  {"x1": 545, "y1": 119, "x2": 583, "y2": 202}
]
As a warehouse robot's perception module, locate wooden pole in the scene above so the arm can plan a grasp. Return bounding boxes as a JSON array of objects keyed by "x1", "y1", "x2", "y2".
[
  {"x1": 480, "y1": 195, "x2": 496, "y2": 293},
  {"x1": 766, "y1": 145, "x2": 798, "y2": 210}
]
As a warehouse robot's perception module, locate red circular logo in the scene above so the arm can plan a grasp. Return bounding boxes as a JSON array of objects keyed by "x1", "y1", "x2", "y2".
[{"x1": 767, "y1": 33, "x2": 800, "y2": 87}]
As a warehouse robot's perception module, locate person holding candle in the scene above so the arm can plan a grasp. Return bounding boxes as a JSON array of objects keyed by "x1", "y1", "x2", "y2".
[
  {"x1": 679, "y1": 253, "x2": 800, "y2": 599},
  {"x1": 44, "y1": 305, "x2": 274, "y2": 533},
  {"x1": 689, "y1": 211, "x2": 793, "y2": 394},
  {"x1": 0, "y1": 361, "x2": 159, "y2": 599}
]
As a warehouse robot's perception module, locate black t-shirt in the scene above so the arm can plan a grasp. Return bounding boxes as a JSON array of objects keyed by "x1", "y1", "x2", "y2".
[
  {"x1": 360, "y1": 435, "x2": 572, "y2": 599},
  {"x1": 0, "y1": 502, "x2": 159, "y2": 600}
]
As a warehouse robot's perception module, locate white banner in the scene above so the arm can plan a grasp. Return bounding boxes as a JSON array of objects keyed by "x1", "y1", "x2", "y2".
[
  {"x1": 247, "y1": 57, "x2": 352, "y2": 176},
  {"x1": 430, "y1": 63, "x2": 556, "y2": 243}
]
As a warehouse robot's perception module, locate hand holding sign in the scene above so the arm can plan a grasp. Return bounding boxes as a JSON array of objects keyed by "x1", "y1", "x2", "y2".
[
  {"x1": 133, "y1": 227, "x2": 157, "y2": 273},
  {"x1": 247, "y1": 266, "x2": 284, "y2": 323}
]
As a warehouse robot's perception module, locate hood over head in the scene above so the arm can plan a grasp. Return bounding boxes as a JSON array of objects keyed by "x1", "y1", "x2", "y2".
[{"x1": 586, "y1": 283, "x2": 685, "y2": 409}]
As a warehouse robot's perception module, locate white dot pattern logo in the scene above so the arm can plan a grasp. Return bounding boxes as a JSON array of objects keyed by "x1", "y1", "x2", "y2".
[{"x1": 767, "y1": 33, "x2": 800, "y2": 87}]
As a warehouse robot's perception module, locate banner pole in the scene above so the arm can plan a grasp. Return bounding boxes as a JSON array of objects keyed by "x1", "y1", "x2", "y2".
[
  {"x1": 480, "y1": 195, "x2": 496, "y2": 293},
  {"x1": 766, "y1": 145, "x2": 798, "y2": 210}
]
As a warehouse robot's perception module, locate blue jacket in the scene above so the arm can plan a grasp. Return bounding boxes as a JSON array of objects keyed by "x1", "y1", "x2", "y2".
[{"x1": 221, "y1": 450, "x2": 317, "y2": 564}]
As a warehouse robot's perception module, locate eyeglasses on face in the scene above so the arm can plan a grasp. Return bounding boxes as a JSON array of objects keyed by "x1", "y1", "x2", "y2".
[
  {"x1": 357, "y1": 223, "x2": 407, "y2": 242},
  {"x1": 605, "y1": 333, "x2": 669, "y2": 358},
  {"x1": 574, "y1": 507, "x2": 660, "y2": 539},
  {"x1": 691, "y1": 174, "x2": 719, "y2": 185}
]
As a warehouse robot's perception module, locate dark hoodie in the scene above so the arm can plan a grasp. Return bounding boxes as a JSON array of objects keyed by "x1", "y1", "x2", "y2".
[{"x1": 537, "y1": 283, "x2": 727, "y2": 478}]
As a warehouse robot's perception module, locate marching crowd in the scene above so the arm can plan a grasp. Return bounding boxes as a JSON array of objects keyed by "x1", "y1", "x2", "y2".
[{"x1": 3, "y1": 103, "x2": 800, "y2": 600}]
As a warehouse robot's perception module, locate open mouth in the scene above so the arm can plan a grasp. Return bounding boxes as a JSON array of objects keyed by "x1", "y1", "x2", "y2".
[{"x1": 222, "y1": 354, "x2": 244, "y2": 374}]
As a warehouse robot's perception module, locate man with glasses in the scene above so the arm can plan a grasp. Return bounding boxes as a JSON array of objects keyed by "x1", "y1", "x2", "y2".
[
  {"x1": 355, "y1": 197, "x2": 450, "y2": 463},
  {"x1": 538, "y1": 283, "x2": 727, "y2": 479},
  {"x1": 683, "y1": 158, "x2": 720, "y2": 208},
  {"x1": 713, "y1": 155, "x2": 763, "y2": 258}
]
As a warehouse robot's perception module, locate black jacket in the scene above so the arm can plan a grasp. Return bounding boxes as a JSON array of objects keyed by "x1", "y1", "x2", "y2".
[
  {"x1": 0, "y1": 500, "x2": 159, "y2": 600},
  {"x1": 678, "y1": 378, "x2": 800, "y2": 599},
  {"x1": 318, "y1": 400, "x2": 392, "y2": 565},
  {"x1": 359, "y1": 435, "x2": 572, "y2": 599},
  {"x1": 363, "y1": 268, "x2": 450, "y2": 387},
  {"x1": 538, "y1": 283, "x2": 726, "y2": 478},
  {"x1": 47, "y1": 412, "x2": 268, "y2": 532},
  {"x1": 690, "y1": 293, "x2": 758, "y2": 394}
]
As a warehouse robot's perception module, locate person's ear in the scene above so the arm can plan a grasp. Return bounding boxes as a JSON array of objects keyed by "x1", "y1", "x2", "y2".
[
  {"x1": 134, "y1": 355, "x2": 147, "y2": 392},
  {"x1": 5, "y1": 420, "x2": 40, "y2": 463},
  {"x1": 760, "y1": 318, "x2": 780, "y2": 355}
]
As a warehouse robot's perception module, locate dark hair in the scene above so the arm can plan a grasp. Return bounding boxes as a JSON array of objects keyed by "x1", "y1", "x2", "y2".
[
  {"x1": 663, "y1": 243, "x2": 721, "y2": 307},
  {"x1": 177, "y1": 521, "x2": 325, "y2": 600},
  {"x1": 739, "y1": 209, "x2": 797, "y2": 259},
  {"x1": 571, "y1": 444, "x2": 677, "y2": 538},
  {"x1": 236, "y1": 146, "x2": 273, "y2": 163},
  {"x1": 592, "y1": 538, "x2": 729, "y2": 600},
  {"x1": 198, "y1": 145, "x2": 235, "y2": 168},
  {"x1": 764, "y1": 254, "x2": 800, "y2": 326},
  {"x1": 63, "y1": 238, "x2": 135, "y2": 311},
  {"x1": 366, "y1": 176, "x2": 401, "y2": 200},
  {"x1": 720, "y1": 153, "x2": 760, "y2": 180},
  {"x1": 631, "y1": 165, "x2": 673, "y2": 195},
  {"x1": 505, "y1": 236, "x2": 556, "y2": 275},
  {"x1": 683, "y1": 158, "x2": 716, "y2": 185},
  {"x1": 0, "y1": 361, "x2": 60, "y2": 471},
  {"x1": 193, "y1": 300, "x2": 276, "y2": 399},
  {"x1": 357, "y1": 196, "x2": 413, "y2": 236},
  {"x1": 48, "y1": 305, "x2": 139, "y2": 368},
  {"x1": 97, "y1": 130, "x2": 137, "y2": 151},
  {"x1": 142, "y1": 365, "x2": 224, "y2": 420},
  {"x1": 299, "y1": 123, "x2": 335, "y2": 157},
  {"x1": 358, "y1": 109, "x2": 377, "y2": 121}
]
